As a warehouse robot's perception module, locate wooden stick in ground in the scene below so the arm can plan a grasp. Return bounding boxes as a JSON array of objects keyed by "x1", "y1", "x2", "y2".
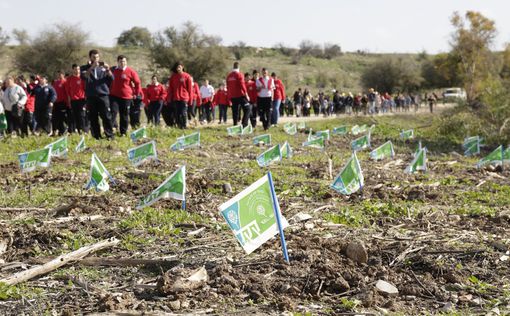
[
  {"x1": 0, "y1": 207, "x2": 46, "y2": 212},
  {"x1": 0, "y1": 237, "x2": 119, "y2": 286}
]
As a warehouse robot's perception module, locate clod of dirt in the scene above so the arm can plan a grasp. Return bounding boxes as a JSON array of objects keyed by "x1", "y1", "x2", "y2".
[
  {"x1": 157, "y1": 266, "x2": 208, "y2": 295},
  {"x1": 99, "y1": 292, "x2": 139, "y2": 311},
  {"x1": 222, "y1": 183, "x2": 232, "y2": 194},
  {"x1": 376, "y1": 280, "x2": 399, "y2": 296},
  {"x1": 197, "y1": 151, "x2": 211, "y2": 158},
  {"x1": 344, "y1": 241, "x2": 368, "y2": 264}
]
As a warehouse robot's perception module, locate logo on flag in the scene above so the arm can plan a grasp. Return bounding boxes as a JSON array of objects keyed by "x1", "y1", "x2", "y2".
[
  {"x1": 256, "y1": 144, "x2": 282, "y2": 167},
  {"x1": 137, "y1": 166, "x2": 186, "y2": 209},
  {"x1": 18, "y1": 147, "x2": 52, "y2": 173},
  {"x1": 351, "y1": 132, "x2": 371, "y2": 151},
  {"x1": 219, "y1": 173, "x2": 289, "y2": 255},
  {"x1": 75, "y1": 136, "x2": 86, "y2": 153},
  {"x1": 303, "y1": 136, "x2": 325, "y2": 150},
  {"x1": 331, "y1": 152, "x2": 364, "y2": 195},
  {"x1": 253, "y1": 134, "x2": 271, "y2": 146},
  {"x1": 283, "y1": 123, "x2": 297, "y2": 135},
  {"x1": 242, "y1": 124, "x2": 253, "y2": 135},
  {"x1": 406, "y1": 147, "x2": 427, "y2": 173},
  {"x1": 400, "y1": 129, "x2": 414, "y2": 140},
  {"x1": 46, "y1": 137, "x2": 68, "y2": 157},
  {"x1": 130, "y1": 127, "x2": 147, "y2": 143},
  {"x1": 84, "y1": 153, "x2": 114, "y2": 192},
  {"x1": 127, "y1": 141, "x2": 158, "y2": 166},
  {"x1": 333, "y1": 126, "x2": 348, "y2": 135},
  {"x1": 315, "y1": 130, "x2": 330, "y2": 141},
  {"x1": 370, "y1": 141, "x2": 395, "y2": 160},
  {"x1": 227, "y1": 125, "x2": 243, "y2": 136}
]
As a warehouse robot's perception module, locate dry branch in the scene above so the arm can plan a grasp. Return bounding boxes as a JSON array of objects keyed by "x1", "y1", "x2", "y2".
[{"x1": 0, "y1": 237, "x2": 119, "y2": 286}]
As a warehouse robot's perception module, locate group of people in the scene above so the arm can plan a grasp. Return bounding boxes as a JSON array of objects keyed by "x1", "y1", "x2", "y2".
[
  {"x1": 1, "y1": 49, "x2": 439, "y2": 139},
  {"x1": 287, "y1": 88, "x2": 438, "y2": 117}
]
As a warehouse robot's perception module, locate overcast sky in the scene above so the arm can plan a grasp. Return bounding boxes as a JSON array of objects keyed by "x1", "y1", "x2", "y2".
[{"x1": 1, "y1": 0, "x2": 508, "y2": 53}]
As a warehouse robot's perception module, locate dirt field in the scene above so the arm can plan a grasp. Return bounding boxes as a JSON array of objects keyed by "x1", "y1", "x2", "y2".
[{"x1": 0, "y1": 112, "x2": 509, "y2": 315}]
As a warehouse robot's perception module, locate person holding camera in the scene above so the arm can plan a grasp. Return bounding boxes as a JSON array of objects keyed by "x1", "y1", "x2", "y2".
[
  {"x1": 81, "y1": 49, "x2": 114, "y2": 140},
  {"x1": 1, "y1": 76, "x2": 27, "y2": 137}
]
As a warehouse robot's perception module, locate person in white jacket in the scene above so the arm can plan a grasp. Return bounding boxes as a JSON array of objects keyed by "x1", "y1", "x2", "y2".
[{"x1": 1, "y1": 76, "x2": 27, "y2": 136}]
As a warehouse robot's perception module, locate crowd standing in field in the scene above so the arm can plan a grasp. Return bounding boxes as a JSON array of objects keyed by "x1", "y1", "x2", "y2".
[{"x1": 0, "y1": 49, "x2": 439, "y2": 139}]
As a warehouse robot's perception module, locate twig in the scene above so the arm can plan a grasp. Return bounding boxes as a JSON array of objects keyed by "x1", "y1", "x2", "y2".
[
  {"x1": 42, "y1": 215, "x2": 104, "y2": 225},
  {"x1": 312, "y1": 204, "x2": 334, "y2": 213},
  {"x1": 390, "y1": 246, "x2": 426, "y2": 266},
  {"x1": 421, "y1": 249, "x2": 485, "y2": 255},
  {"x1": 29, "y1": 257, "x2": 181, "y2": 269},
  {"x1": 410, "y1": 270, "x2": 436, "y2": 298},
  {"x1": 0, "y1": 237, "x2": 119, "y2": 286},
  {"x1": 0, "y1": 207, "x2": 46, "y2": 212},
  {"x1": 182, "y1": 239, "x2": 233, "y2": 252}
]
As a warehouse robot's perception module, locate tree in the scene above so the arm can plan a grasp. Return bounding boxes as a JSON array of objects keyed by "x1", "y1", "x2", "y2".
[
  {"x1": 450, "y1": 11, "x2": 497, "y2": 103},
  {"x1": 361, "y1": 57, "x2": 423, "y2": 93},
  {"x1": 298, "y1": 40, "x2": 322, "y2": 58},
  {"x1": 12, "y1": 28, "x2": 30, "y2": 45},
  {"x1": 117, "y1": 26, "x2": 153, "y2": 47},
  {"x1": 14, "y1": 23, "x2": 89, "y2": 77},
  {"x1": 421, "y1": 53, "x2": 463, "y2": 89},
  {"x1": 150, "y1": 22, "x2": 228, "y2": 82},
  {"x1": 231, "y1": 41, "x2": 247, "y2": 60},
  {"x1": 0, "y1": 26, "x2": 9, "y2": 47},
  {"x1": 323, "y1": 43, "x2": 342, "y2": 59}
]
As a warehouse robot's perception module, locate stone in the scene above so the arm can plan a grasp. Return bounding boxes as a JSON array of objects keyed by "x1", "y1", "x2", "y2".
[
  {"x1": 345, "y1": 241, "x2": 368, "y2": 264},
  {"x1": 375, "y1": 280, "x2": 399, "y2": 296}
]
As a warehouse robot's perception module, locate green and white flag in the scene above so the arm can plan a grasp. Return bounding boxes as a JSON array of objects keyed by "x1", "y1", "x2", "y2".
[
  {"x1": 400, "y1": 129, "x2": 414, "y2": 140},
  {"x1": 370, "y1": 141, "x2": 395, "y2": 160},
  {"x1": 0, "y1": 112, "x2": 7, "y2": 130},
  {"x1": 46, "y1": 137, "x2": 68, "y2": 157},
  {"x1": 253, "y1": 134, "x2": 271, "y2": 145},
  {"x1": 256, "y1": 144, "x2": 282, "y2": 167},
  {"x1": 351, "y1": 125, "x2": 361, "y2": 135},
  {"x1": 281, "y1": 141, "x2": 293, "y2": 159},
  {"x1": 219, "y1": 174, "x2": 289, "y2": 254},
  {"x1": 227, "y1": 125, "x2": 243, "y2": 136},
  {"x1": 130, "y1": 127, "x2": 147, "y2": 143},
  {"x1": 284, "y1": 123, "x2": 297, "y2": 135},
  {"x1": 178, "y1": 132, "x2": 200, "y2": 149},
  {"x1": 307, "y1": 128, "x2": 313, "y2": 141},
  {"x1": 351, "y1": 132, "x2": 371, "y2": 151},
  {"x1": 170, "y1": 141, "x2": 183, "y2": 151},
  {"x1": 358, "y1": 124, "x2": 368, "y2": 133},
  {"x1": 333, "y1": 126, "x2": 348, "y2": 135},
  {"x1": 504, "y1": 146, "x2": 510, "y2": 163},
  {"x1": 297, "y1": 121, "x2": 306, "y2": 130},
  {"x1": 137, "y1": 165, "x2": 186, "y2": 209},
  {"x1": 18, "y1": 147, "x2": 52, "y2": 173},
  {"x1": 331, "y1": 152, "x2": 364, "y2": 195},
  {"x1": 315, "y1": 129, "x2": 330, "y2": 141},
  {"x1": 477, "y1": 145, "x2": 503, "y2": 168},
  {"x1": 303, "y1": 136, "x2": 325, "y2": 149},
  {"x1": 75, "y1": 136, "x2": 86, "y2": 153},
  {"x1": 414, "y1": 141, "x2": 422, "y2": 158},
  {"x1": 84, "y1": 153, "x2": 114, "y2": 192},
  {"x1": 406, "y1": 148, "x2": 427, "y2": 173},
  {"x1": 242, "y1": 124, "x2": 253, "y2": 135},
  {"x1": 127, "y1": 141, "x2": 158, "y2": 166},
  {"x1": 463, "y1": 136, "x2": 480, "y2": 156}
]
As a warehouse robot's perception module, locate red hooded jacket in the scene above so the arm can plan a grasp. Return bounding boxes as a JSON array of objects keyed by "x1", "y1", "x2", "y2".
[
  {"x1": 273, "y1": 78, "x2": 286, "y2": 101},
  {"x1": 64, "y1": 75, "x2": 85, "y2": 102},
  {"x1": 167, "y1": 72, "x2": 193, "y2": 103},
  {"x1": 52, "y1": 79, "x2": 67, "y2": 105},
  {"x1": 213, "y1": 88, "x2": 231, "y2": 106},
  {"x1": 246, "y1": 79, "x2": 258, "y2": 104},
  {"x1": 226, "y1": 70, "x2": 247, "y2": 100},
  {"x1": 110, "y1": 66, "x2": 142, "y2": 99},
  {"x1": 146, "y1": 83, "x2": 167, "y2": 102}
]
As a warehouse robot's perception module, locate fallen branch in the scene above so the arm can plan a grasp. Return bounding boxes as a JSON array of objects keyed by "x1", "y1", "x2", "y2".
[
  {"x1": 29, "y1": 257, "x2": 180, "y2": 269},
  {"x1": 42, "y1": 215, "x2": 104, "y2": 225},
  {"x1": 0, "y1": 207, "x2": 46, "y2": 212},
  {"x1": 0, "y1": 237, "x2": 119, "y2": 286}
]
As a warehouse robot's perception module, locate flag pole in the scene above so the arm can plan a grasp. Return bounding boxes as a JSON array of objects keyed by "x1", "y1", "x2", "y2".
[
  {"x1": 267, "y1": 171, "x2": 290, "y2": 264},
  {"x1": 182, "y1": 199, "x2": 186, "y2": 210}
]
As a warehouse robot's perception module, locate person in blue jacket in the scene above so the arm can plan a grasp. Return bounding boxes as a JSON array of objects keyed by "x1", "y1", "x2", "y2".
[{"x1": 33, "y1": 76, "x2": 57, "y2": 135}]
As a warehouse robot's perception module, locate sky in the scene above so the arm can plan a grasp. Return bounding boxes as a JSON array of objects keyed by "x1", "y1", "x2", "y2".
[{"x1": 0, "y1": 0, "x2": 509, "y2": 53}]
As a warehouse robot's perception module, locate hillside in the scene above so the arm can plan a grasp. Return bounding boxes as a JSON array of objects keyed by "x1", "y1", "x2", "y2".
[{"x1": 0, "y1": 45, "x2": 421, "y2": 94}]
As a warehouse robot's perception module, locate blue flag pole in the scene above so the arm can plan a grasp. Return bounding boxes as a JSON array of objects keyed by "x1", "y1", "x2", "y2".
[
  {"x1": 267, "y1": 171, "x2": 290, "y2": 264},
  {"x1": 182, "y1": 199, "x2": 186, "y2": 210}
]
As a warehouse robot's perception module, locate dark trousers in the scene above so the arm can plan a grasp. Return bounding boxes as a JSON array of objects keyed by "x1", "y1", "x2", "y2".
[
  {"x1": 110, "y1": 96, "x2": 132, "y2": 135},
  {"x1": 250, "y1": 103, "x2": 257, "y2": 127},
  {"x1": 257, "y1": 97, "x2": 272, "y2": 130},
  {"x1": 87, "y1": 95, "x2": 114, "y2": 140},
  {"x1": 231, "y1": 96, "x2": 246, "y2": 126},
  {"x1": 219, "y1": 105, "x2": 227, "y2": 123},
  {"x1": 21, "y1": 111, "x2": 34, "y2": 136},
  {"x1": 187, "y1": 101, "x2": 196, "y2": 120},
  {"x1": 130, "y1": 99, "x2": 142, "y2": 128},
  {"x1": 71, "y1": 99, "x2": 89, "y2": 133},
  {"x1": 148, "y1": 101, "x2": 163, "y2": 125},
  {"x1": 35, "y1": 104, "x2": 52, "y2": 134},
  {"x1": 174, "y1": 101, "x2": 187, "y2": 129},
  {"x1": 202, "y1": 101, "x2": 212, "y2": 123},
  {"x1": 67, "y1": 107, "x2": 75, "y2": 133},
  {"x1": 5, "y1": 110, "x2": 23, "y2": 135},
  {"x1": 162, "y1": 104, "x2": 175, "y2": 127},
  {"x1": 52, "y1": 102, "x2": 68, "y2": 135}
]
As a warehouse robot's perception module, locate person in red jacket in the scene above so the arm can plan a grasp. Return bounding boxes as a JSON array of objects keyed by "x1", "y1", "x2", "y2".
[
  {"x1": 51, "y1": 71, "x2": 69, "y2": 135},
  {"x1": 16, "y1": 75, "x2": 36, "y2": 136},
  {"x1": 213, "y1": 83, "x2": 230, "y2": 124},
  {"x1": 188, "y1": 78, "x2": 201, "y2": 126},
  {"x1": 109, "y1": 55, "x2": 142, "y2": 136},
  {"x1": 145, "y1": 75, "x2": 166, "y2": 126},
  {"x1": 271, "y1": 72, "x2": 286, "y2": 126},
  {"x1": 167, "y1": 61, "x2": 193, "y2": 129},
  {"x1": 246, "y1": 71, "x2": 258, "y2": 127},
  {"x1": 65, "y1": 64, "x2": 88, "y2": 134},
  {"x1": 226, "y1": 61, "x2": 250, "y2": 127}
]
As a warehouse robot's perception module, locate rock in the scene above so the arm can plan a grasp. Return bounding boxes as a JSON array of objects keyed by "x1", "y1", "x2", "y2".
[
  {"x1": 329, "y1": 276, "x2": 350, "y2": 293},
  {"x1": 375, "y1": 280, "x2": 399, "y2": 296},
  {"x1": 345, "y1": 241, "x2": 368, "y2": 264},
  {"x1": 168, "y1": 300, "x2": 181, "y2": 310},
  {"x1": 157, "y1": 266, "x2": 208, "y2": 295},
  {"x1": 290, "y1": 212, "x2": 313, "y2": 223},
  {"x1": 197, "y1": 151, "x2": 211, "y2": 158},
  {"x1": 222, "y1": 183, "x2": 232, "y2": 194}
]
